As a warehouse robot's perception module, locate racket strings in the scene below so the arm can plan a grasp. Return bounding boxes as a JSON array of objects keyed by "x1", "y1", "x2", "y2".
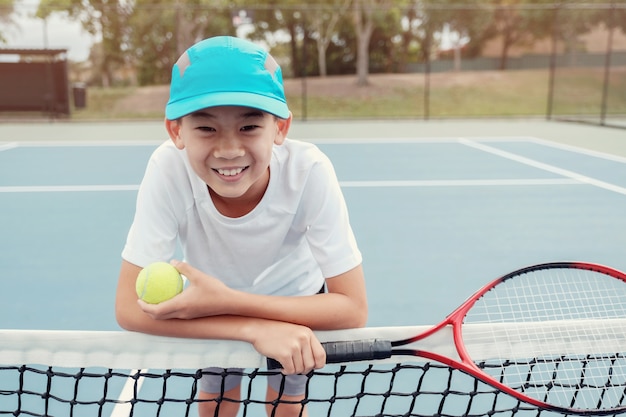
[
  {"x1": 462, "y1": 265, "x2": 626, "y2": 411},
  {"x1": 470, "y1": 270, "x2": 626, "y2": 324}
]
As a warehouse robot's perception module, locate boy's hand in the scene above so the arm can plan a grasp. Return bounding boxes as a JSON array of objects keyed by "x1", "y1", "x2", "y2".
[
  {"x1": 245, "y1": 320, "x2": 327, "y2": 375},
  {"x1": 135, "y1": 261, "x2": 327, "y2": 375},
  {"x1": 138, "y1": 260, "x2": 233, "y2": 320}
]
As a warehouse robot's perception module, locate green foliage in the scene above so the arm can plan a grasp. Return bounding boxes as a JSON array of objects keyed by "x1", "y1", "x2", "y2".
[
  {"x1": 0, "y1": 0, "x2": 15, "y2": 43},
  {"x1": 16, "y1": 1, "x2": 623, "y2": 88},
  {"x1": 36, "y1": 0, "x2": 75, "y2": 19},
  {"x1": 129, "y1": 0, "x2": 236, "y2": 85}
]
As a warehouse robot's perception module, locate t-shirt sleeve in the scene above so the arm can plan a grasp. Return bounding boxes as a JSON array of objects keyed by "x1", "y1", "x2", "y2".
[
  {"x1": 300, "y1": 153, "x2": 362, "y2": 278},
  {"x1": 121, "y1": 149, "x2": 181, "y2": 267}
]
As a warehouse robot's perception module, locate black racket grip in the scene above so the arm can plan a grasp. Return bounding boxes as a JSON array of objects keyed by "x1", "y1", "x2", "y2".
[{"x1": 266, "y1": 339, "x2": 392, "y2": 369}]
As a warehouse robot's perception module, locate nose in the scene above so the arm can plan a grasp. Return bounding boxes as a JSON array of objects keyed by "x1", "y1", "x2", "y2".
[{"x1": 213, "y1": 135, "x2": 244, "y2": 159}]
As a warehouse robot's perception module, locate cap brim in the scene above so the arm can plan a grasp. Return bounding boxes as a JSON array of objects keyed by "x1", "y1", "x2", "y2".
[{"x1": 165, "y1": 92, "x2": 290, "y2": 120}]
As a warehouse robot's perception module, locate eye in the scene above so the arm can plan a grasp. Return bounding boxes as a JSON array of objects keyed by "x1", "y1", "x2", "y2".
[
  {"x1": 240, "y1": 124, "x2": 260, "y2": 132},
  {"x1": 196, "y1": 126, "x2": 216, "y2": 132}
]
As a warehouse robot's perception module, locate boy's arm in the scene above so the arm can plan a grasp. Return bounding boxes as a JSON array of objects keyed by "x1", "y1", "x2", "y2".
[
  {"x1": 115, "y1": 260, "x2": 326, "y2": 375},
  {"x1": 137, "y1": 260, "x2": 368, "y2": 330}
]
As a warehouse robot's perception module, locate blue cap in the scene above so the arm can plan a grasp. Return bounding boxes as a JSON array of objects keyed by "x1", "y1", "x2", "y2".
[{"x1": 165, "y1": 36, "x2": 289, "y2": 120}]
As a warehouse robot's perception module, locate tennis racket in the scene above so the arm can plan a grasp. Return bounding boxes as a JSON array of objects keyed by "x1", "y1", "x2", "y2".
[{"x1": 268, "y1": 262, "x2": 626, "y2": 415}]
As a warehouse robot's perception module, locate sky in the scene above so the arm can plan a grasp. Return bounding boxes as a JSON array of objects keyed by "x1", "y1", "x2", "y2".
[{"x1": 4, "y1": 0, "x2": 94, "y2": 62}]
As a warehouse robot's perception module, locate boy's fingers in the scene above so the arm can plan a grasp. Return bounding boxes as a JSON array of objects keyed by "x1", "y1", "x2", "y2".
[
  {"x1": 137, "y1": 297, "x2": 182, "y2": 320},
  {"x1": 170, "y1": 259, "x2": 195, "y2": 280},
  {"x1": 137, "y1": 299, "x2": 157, "y2": 317},
  {"x1": 314, "y1": 342, "x2": 327, "y2": 369},
  {"x1": 169, "y1": 259, "x2": 185, "y2": 272}
]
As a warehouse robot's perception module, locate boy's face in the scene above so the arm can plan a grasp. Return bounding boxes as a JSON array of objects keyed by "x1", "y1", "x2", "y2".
[{"x1": 166, "y1": 105, "x2": 291, "y2": 210}]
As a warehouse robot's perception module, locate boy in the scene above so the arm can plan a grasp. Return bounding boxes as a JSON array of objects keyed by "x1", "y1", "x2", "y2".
[{"x1": 115, "y1": 36, "x2": 367, "y2": 417}]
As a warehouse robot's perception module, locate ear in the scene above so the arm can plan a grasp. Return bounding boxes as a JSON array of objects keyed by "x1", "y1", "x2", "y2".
[
  {"x1": 274, "y1": 112, "x2": 292, "y2": 146},
  {"x1": 165, "y1": 118, "x2": 185, "y2": 149}
]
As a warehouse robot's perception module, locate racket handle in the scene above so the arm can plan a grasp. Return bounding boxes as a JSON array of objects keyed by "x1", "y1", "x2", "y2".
[{"x1": 267, "y1": 339, "x2": 392, "y2": 369}]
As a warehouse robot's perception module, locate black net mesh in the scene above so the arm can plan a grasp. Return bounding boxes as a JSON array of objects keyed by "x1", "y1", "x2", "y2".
[{"x1": 3, "y1": 360, "x2": 626, "y2": 417}]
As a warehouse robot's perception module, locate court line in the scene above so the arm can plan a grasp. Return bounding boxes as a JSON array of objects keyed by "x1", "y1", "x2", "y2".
[
  {"x1": 0, "y1": 185, "x2": 139, "y2": 193},
  {"x1": 2, "y1": 137, "x2": 619, "y2": 193},
  {"x1": 0, "y1": 180, "x2": 580, "y2": 194},
  {"x1": 459, "y1": 138, "x2": 626, "y2": 196},
  {"x1": 528, "y1": 137, "x2": 626, "y2": 164},
  {"x1": 0, "y1": 142, "x2": 19, "y2": 152},
  {"x1": 2, "y1": 137, "x2": 526, "y2": 147},
  {"x1": 2, "y1": 140, "x2": 163, "y2": 147},
  {"x1": 110, "y1": 369, "x2": 147, "y2": 417},
  {"x1": 4, "y1": 136, "x2": 625, "y2": 163},
  {"x1": 339, "y1": 179, "x2": 580, "y2": 187},
  {"x1": 307, "y1": 136, "x2": 530, "y2": 144}
]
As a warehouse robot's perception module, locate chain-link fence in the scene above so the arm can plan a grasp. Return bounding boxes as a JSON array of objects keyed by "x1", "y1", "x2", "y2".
[
  {"x1": 4, "y1": 1, "x2": 626, "y2": 127},
  {"x1": 547, "y1": 3, "x2": 626, "y2": 128}
]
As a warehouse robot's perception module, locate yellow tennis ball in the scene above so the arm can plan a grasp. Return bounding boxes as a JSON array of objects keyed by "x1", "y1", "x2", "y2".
[{"x1": 135, "y1": 262, "x2": 183, "y2": 304}]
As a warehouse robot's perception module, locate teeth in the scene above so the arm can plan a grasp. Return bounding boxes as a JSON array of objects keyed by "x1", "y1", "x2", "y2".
[{"x1": 217, "y1": 167, "x2": 244, "y2": 176}]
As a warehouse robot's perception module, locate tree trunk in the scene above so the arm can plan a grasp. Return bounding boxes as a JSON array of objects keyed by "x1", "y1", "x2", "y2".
[
  {"x1": 353, "y1": 0, "x2": 373, "y2": 86},
  {"x1": 499, "y1": 33, "x2": 511, "y2": 70},
  {"x1": 317, "y1": 38, "x2": 328, "y2": 77}
]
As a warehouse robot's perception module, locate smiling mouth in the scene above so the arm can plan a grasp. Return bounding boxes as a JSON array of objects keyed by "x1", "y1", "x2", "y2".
[{"x1": 215, "y1": 167, "x2": 248, "y2": 177}]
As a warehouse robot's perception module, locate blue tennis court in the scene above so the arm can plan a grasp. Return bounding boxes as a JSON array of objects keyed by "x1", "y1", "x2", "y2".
[{"x1": 1, "y1": 120, "x2": 625, "y2": 416}]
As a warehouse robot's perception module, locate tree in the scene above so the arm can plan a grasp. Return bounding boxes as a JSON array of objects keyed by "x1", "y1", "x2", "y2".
[
  {"x1": 353, "y1": 0, "x2": 392, "y2": 85},
  {"x1": 309, "y1": 0, "x2": 351, "y2": 76},
  {"x1": 37, "y1": 0, "x2": 132, "y2": 86},
  {"x1": 477, "y1": 0, "x2": 556, "y2": 70},
  {"x1": 238, "y1": 1, "x2": 304, "y2": 77},
  {"x1": 368, "y1": 7, "x2": 408, "y2": 73},
  {"x1": 127, "y1": 0, "x2": 181, "y2": 85},
  {"x1": 128, "y1": 0, "x2": 234, "y2": 85},
  {"x1": 236, "y1": 1, "x2": 350, "y2": 78},
  {"x1": 609, "y1": 0, "x2": 626, "y2": 33},
  {"x1": 435, "y1": 0, "x2": 493, "y2": 70},
  {"x1": 240, "y1": 1, "x2": 347, "y2": 78},
  {"x1": 0, "y1": 0, "x2": 15, "y2": 44},
  {"x1": 552, "y1": 0, "x2": 608, "y2": 57}
]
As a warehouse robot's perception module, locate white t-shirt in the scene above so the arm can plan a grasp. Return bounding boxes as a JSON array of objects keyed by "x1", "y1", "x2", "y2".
[{"x1": 122, "y1": 138, "x2": 362, "y2": 297}]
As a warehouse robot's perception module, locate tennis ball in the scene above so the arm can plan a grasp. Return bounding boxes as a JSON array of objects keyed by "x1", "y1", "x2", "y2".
[{"x1": 135, "y1": 262, "x2": 183, "y2": 304}]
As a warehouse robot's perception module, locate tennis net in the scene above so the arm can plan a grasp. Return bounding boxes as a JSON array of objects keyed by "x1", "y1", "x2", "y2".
[{"x1": 1, "y1": 325, "x2": 625, "y2": 417}]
